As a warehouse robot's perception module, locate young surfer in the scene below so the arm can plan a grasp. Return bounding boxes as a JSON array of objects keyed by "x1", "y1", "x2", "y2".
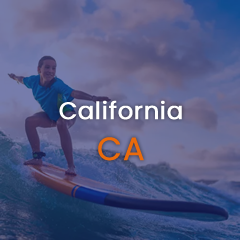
[{"x1": 8, "y1": 56, "x2": 110, "y2": 176}]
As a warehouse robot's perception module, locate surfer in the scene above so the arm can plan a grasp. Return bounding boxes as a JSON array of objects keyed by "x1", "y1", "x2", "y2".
[{"x1": 8, "y1": 56, "x2": 110, "y2": 176}]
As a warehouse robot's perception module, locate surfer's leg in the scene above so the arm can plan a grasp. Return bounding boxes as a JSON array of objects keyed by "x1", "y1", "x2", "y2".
[
  {"x1": 56, "y1": 111, "x2": 76, "y2": 175},
  {"x1": 24, "y1": 112, "x2": 56, "y2": 165}
]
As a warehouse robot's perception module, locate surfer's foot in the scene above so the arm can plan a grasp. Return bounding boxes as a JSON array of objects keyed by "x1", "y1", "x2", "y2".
[
  {"x1": 65, "y1": 166, "x2": 76, "y2": 176},
  {"x1": 24, "y1": 158, "x2": 43, "y2": 165}
]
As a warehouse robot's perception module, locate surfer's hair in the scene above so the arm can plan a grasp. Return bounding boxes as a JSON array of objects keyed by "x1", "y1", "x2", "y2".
[{"x1": 38, "y1": 56, "x2": 56, "y2": 69}]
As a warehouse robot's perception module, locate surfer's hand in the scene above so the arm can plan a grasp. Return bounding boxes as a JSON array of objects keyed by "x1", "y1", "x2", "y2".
[
  {"x1": 8, "y1": 73, "x2": 17, "y2": 80},
  {"x1": 8, "y1": 74, "x2": 23, "y2": 84},
  {"x1": 93, "y1": 96, "x2": 111, "y2": 103}
]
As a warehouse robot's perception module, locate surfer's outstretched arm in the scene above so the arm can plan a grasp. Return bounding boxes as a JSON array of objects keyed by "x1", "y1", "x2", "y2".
[
  {"x1": 71, "y1": 90, "x2": 111, "y2": 102},
  {"x1": 8, "y1": 73, "x2": 24, "y2": 84}
]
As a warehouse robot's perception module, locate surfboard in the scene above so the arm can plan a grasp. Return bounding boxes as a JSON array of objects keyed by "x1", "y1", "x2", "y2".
[{"x1": 27, "y1": 163, "x2": 228, "y2": 222}]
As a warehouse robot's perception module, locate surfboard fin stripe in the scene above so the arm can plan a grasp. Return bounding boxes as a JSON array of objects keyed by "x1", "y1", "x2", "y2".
[{"x1": 71, "y1": 185, "x2": 80, "y2": 197}]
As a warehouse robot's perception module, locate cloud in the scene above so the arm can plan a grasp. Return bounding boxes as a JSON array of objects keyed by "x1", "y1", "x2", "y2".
[
  {"x1": 16, "y1": 0, "x2": 83, "y2": 32},
  {"x1": 91, "y1": 0, "x2": 194, "y2": 29},
  {"x1": 173, "y1": 143, "x2": 240, "y2": 180},
  {"x1": 185, "y1": 144, "x2": 240, "y2": 163},
  {"x1": 183, "y1": 98, "x2": 218, "y2": 130},
  {"x1": 156, "y1": 97, "x2": 217, "y2": 130},
  {"x1": 210, "y1": 60, "x2": 240, "y2": 82},
  {"x1": 222, "y1": 104, "x2": 240, "y2": 113},
  {"x1": 73, "y1": 0, "x2": 214, "y2": 93},
  {"x1": 218, "y1": 83, "x2": 240, "y2": 114}
]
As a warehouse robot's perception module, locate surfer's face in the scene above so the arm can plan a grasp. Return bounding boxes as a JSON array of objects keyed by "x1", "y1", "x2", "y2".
[{"x1": 38, "y1": 59, "x2": 56, "y2": 81}]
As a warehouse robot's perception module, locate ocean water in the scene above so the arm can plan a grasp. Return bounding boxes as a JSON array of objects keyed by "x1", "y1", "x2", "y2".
[{"x1": 0, "y1": 131, "x2": 240, "y2": 240}]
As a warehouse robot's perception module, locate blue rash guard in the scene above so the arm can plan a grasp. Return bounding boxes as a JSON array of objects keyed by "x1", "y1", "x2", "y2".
[{"x1": 23, "y1": 75, "x2": 74, "y2": 122}]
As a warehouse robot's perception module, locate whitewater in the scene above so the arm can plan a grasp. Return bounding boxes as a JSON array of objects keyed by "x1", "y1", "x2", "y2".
[{"x1": 0, "y1": 131, "x2": 239, "y2": 240}]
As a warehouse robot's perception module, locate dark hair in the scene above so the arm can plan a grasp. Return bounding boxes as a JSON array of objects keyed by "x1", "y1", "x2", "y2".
[{"x1": 38, "y1": 56, "x2": 56, "y2": 68}]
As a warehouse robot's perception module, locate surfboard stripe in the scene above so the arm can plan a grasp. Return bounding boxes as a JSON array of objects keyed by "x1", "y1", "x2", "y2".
[
  {"x1": 74, "y1": 186, "x2": 108, "y2": 204},
  {"x1": 73, "y1": 185, "x2": 81, "y2": 197},
  {"x1": 71, "y1": 185, "x2": 80, "y2": 197}
]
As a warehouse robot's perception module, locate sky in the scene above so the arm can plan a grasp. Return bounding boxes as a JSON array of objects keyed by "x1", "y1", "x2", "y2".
[{"x1": 0, "y1": 0, "x2": 240, "y2": 181}]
